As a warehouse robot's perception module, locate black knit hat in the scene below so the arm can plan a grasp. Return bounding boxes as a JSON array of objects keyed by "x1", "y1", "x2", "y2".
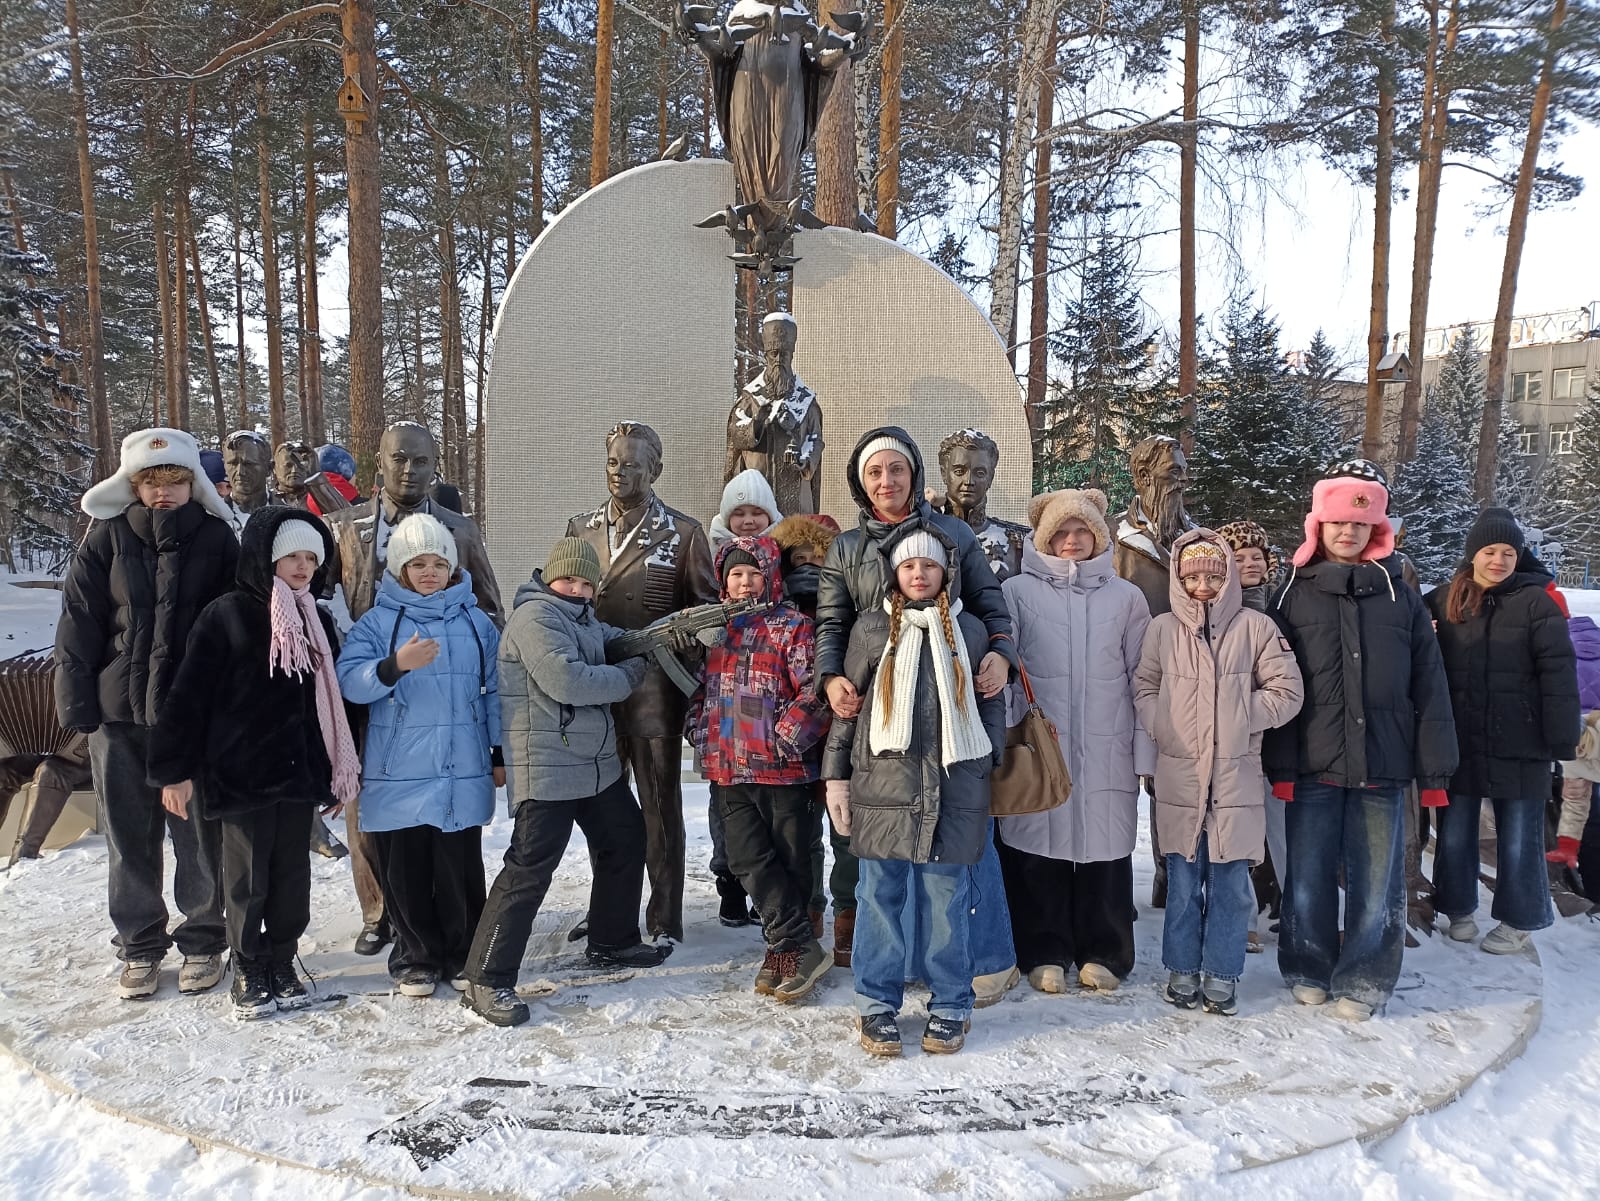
[
  {"x1": 1463, "y1": 507, "x2": 1525, "y2": 563},
  {"x1": 719, "y1": 546, "x2": 761, "y2": 581}
]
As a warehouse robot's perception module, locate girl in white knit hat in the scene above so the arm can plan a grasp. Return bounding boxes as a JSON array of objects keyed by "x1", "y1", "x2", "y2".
[{"x1": 338, "y1": 513, "x2": 503, "y2": 999}]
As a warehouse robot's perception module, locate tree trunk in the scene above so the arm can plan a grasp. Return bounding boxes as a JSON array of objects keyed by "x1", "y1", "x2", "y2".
[
  {"x1": 1178, "y1": 0, "x2": 1200, "y2": 453},
  {"x1": 1024, "y1": 16, "x2": 1059, "y2": 449},
  {"x1": 66, "y1": 0, "x2": 112, "y2": 478},
  {"x1": 1364, "y1": 0, "x2": 1396, "y2": 461},
  {"x1": 188, "y1": 223, "x2": 227, "y2": 443},
  {"x1": 876, "y1": 0, "x2": 905, "y2": 238},
  {"x1": 812, "y1": 2, "x2": 859, "y2": 227},
  {"x1": 344, "y1": 0, "x2": 385, "y2": 487},
  {"x1": 231, "y1": 119, "x2": 249, "y2": 430},
  {"x1": 591, "y1": 0, "x2": 615, "y2": 187},
  {"x1": 529, "y1": 0, "x2": 544, "y2": 241},
  {"x1": 302, "y1": 108, "x2": 325, "y2": 444},
  {"x1": 1397, "y1": 0, "x2": 1463, "y2": 463},
  {"x1": 154, "y1": 191, "x2": 175, "y2": 427},
  {"x1": 474, "y1": 219, "x2": 493, "y2": 523},
  {"x1": 1476, "y1": 0, "x2": 1567, "y2": 502},
  {"x1": 255, "y1": 73, "x2": 287, "y2": 447},
  {"x1": 435, "y1": 140, "x2": 468, "y2": 485},
  {"x1": 290, "y1": 175, "x2": 308, "y2": 438},
  {"x1": 172, "y1": 112, "x2": 192, "y2": 431},
  {"x1": 657, "y1": 25, "x2": 670, "y2": 158}
]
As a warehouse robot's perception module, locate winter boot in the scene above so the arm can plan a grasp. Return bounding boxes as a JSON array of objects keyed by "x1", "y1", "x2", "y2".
[
  {"x1": 269, "y1": 960, "x2": 312, "y2": 1010},
  {"x1": 230, "y1": 962, "x2": 274, "y2": 1020},
  {"x1": 1291, "y1": 984, "x2": 1328, "y2": 1006},
  {"x1": 716, "y1": 874, "x2": 755, "y2": 927},
  {"x1": 461, "y1": 982, "x2": 531, "y2": 1027},
  {"x1": 1078, "y1": 963, "x2": 1120, "y2": 992},
  {"x1": 832, "y1": 909, "x2": 855, "y2": 968},
  {"x1": 920, "y1": 1015, "x2": 970, "y2": 1055},
  {"x1": 309, "y1": 816, "x2": 349, "y2": 859},
  {"x1": 397, "y1": 967, "x2": 439, "y2": 998},
  {"x1": 773, "y1": 939, "x2": 831, "y2": 1003},
  {"x1": 587, "y1": 940, "x2": 673, "y2": 968},
  {"x1": 972, "y1": 965, "x2": 1020, "y2": 1008},
  {"x1": 809, "y1": 908, "x2": 826, "y2": 940},
  {"x1": 754, "y1": 949, "x2": 781, "y2": 996},
  {"x1": 1201, "y1": 977, "x2": 1237, "y2": 1016},
  {"x1": 1164, "y1": 971, "x2": 1201, "y2": 1009},
  {"x1": 1029, "y1": 964, "x2": 1068, "y2": 994},
  {"x1": 1330, "y1": 996, "x2": 1374, "y2": 1022},
  {"x1": 353, "y1": 918, "x2": 392, "y2": 956},
  {"x1": 1480, "y1": 922, "x2": 1532, "y2": 955},
  {"x1": 858, "y1": 1012, "x2": 902, "y2": 1057},
  {"x1": 177, "y1": 952, "x2": 225, "y2": 994},
  {"x1": 118, "y1": 957, "x2": 160, "y2": 1001},
  {"x1": 1548, "y1": 836, "x2": 1583, "y2": 870}
]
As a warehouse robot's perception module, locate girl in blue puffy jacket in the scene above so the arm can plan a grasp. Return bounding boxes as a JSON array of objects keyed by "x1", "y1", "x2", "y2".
[{"x1": 338, "y1": 514, "x2": 502, "y2": 998}]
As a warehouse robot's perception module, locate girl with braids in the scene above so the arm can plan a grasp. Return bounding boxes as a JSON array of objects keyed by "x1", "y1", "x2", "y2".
[{"x1": 821, "y1": 527, "x2": 1006, "y2": 1057}]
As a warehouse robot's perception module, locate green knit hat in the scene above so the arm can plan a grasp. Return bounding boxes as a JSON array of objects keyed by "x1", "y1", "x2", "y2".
[{"x1": 544, "y1": 537, "x2": 602, "y2": 588}]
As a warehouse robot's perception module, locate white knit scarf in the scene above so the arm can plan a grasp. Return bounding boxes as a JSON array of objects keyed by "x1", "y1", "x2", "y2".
[{"x1": 868, "y1": 595, "x2": 991, "y2": 770}]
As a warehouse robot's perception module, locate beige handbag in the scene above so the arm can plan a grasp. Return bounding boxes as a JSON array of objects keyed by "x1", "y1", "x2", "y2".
[{"x1": 989, "y1": 661, "x2": 1072, "y2": 817}]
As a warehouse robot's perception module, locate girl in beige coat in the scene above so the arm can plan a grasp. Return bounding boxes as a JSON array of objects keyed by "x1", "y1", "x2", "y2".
[{"x1": 1134, "y1": 531, "x2": 1303, "y2": 1015}]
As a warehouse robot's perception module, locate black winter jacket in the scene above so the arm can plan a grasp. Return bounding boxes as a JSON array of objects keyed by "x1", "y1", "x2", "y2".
[
  {"x1": 148, "y1": 509, "x2": 340, "y2": 819},
  {"x1": 815, "y1": 425, "x2": 1016, "y2": 691},
  {"x1": 1423, "y1": 569, "x2": 1579, "y2": 799},
  {"x1": 821, "y1": 522, "x2": 1006, "y2": 865},
  {"x1": 55, "y1": 500, "x2": 240, "y2": 731},
  {"x1": 1263, "y1": 554, "x2": 1457, "y2": 791}
]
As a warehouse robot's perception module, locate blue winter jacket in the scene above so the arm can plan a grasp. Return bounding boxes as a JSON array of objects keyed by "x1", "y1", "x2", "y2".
[{"x1": 338, "y1": 571, "x2": 501, "y2": 833}]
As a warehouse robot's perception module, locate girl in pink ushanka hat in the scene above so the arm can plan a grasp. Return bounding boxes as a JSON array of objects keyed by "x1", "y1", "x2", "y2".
[{"x1": 1290, "y1": 476, "x2": 1396, "y2": 568}]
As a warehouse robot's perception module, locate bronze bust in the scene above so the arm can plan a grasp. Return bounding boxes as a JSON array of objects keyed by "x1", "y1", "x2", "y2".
[
  {"x1": 725, "y1": 313, "x2": 823, "y2": 516},
  {"x1": 934, "y1": 429, "x2": 1026, "y2": 581},
  {"x1": 1113, "y1": 435, "x2": 1195, "y2": 619}
]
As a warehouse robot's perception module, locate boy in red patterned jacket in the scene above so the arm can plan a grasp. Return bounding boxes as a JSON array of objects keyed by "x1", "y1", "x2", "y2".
[{"x1": 688, "y1": 535, "x2": 833, "y2": 1002}]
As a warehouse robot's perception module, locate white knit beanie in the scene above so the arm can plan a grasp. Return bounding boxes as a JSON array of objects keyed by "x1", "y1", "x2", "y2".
[
  {"x1": 856, "y1": 436, "x2": 915, "y2": 487},
  {"x1": 385, "y1": 513, "x2": 459, "y2": 578},
  {"x1": 719, "y1": 468, "x2": 782, "y2": 528},
  {"x1": 889, "y1": 529, "x2": 947, "y2": 570},
  {"x1": 270, "y1": 517, "x2": 326, "y2": 566}
]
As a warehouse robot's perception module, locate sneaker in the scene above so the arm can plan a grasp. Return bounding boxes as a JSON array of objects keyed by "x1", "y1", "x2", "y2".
[
  {"x1": 587, "y1": 940, "x2": 673, "y2": 968},
  {"x1": 269, "y1": 960, "x2": 312, "y2": 1010},
  {"x1": 1078, "y1": 963, "x2": 1120, "y2": 992},
  {"x1": 832, "y1": 909, "x2": 855, "y2": 968},
  {"x1": 858, "y1": 1012, "x2": 902, "y2": 1057},
  {"x1": 1201, "y1": 977, "x2": 1237, "y2": 1016},
  {"x1": 1291, "y1": 984, "x2": 1328, "y2": 1006},
  {"x1": 177, "y1": 952, "x2": 224, "y2": 994},
  {"x1": 1330, "y1": 996, "x2": 1374, "y2": 1022},
  {"x1": 773, "y1": 939, "x2": 831, "y2": 1003},
  {"x1": 1446, "y1": 915, "x2": 1480, "y2": 942},
  {"x1": 1163, "y1": 971, "x2": 1201, "y2": 1009},
  {"x1": 973, "y1": 965, "x2": 1021, "y2": 1009},
  {"x1": 1480, "y1": 922, "x2": 1532, "y2": 955},
  {"x1": 397, "y1": 967, "x2": 438, "y2": 998},
  {"x1": 353, "y1": 920, "x2": 391, "y2": 956},
  {"x1": 118, "y1": 957, "x2": 161, "y2": 1000},
  {"x1": 754, "y1": 949, "x2": 781, "y2": 996},
  {"x1": 921, "y1": 1015, "x2": 970, "y2": 1055},
  {"x1": 230, "y1": 962, "x2": 274, "y2": 1020},
  {"x1": 1028, "y1": 964, "x2": 1068, "y2": 994},
  {"x1": 460, "y1": 981, "x2": 530, "y2": 1027}
]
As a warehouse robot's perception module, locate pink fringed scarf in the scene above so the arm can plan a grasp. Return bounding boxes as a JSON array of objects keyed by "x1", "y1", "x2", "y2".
[{"x1": 269, "y1": 577, "x2": 361, "y2": 804}]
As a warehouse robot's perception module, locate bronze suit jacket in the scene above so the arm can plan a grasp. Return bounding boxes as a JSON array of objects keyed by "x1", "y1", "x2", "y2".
[
  {"x1": 323, "y1": 498, "x2": 504, "y2": 628},
  {"x1": 566, "y1": 496, "x2": 719, "y2": 739}
]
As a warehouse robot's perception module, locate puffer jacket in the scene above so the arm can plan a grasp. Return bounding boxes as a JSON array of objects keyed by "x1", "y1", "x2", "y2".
[
  {"x1": 147, "y1": 508, "x2": 338, "y2": 819},
  {"x1": 1568, "y1": 615, "x2": 1600, "y2": 711},
  {"x1": 814, "y1": 425, "x2": 1015, "y2": 691},
  {"x1": 687, "y1": 536, "x2": 831, "y2": 786},
  {"x1": 1133, "y1": 530, "x2": 1304, "y2": 864},
  {"x1": 338, "y1": 572, "x2": 501, "y2": 833},
  {"x1": 1263, "y1": 554, "x2": 1457, "y2": 791},
  {"x1": 997, "y1": 541, "x2": 1156, "y2": 863},
  {"x1": 56, "y1": 500, "x2": 239, "y2": 731},
  {"x1": 1423, "y1": 568, "x2": 1579, "y2": 800},
  {"x1": 820, "y1": 523, "x2": 1006, "y2": 865},
  {"x1": 497, "y1": 572, "x2": 647, "y2": 806}
]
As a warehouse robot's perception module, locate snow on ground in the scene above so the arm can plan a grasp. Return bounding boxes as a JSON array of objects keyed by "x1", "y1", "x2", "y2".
[{"x1": 0, "y1": 573, "x2": 63, "y2": 658}]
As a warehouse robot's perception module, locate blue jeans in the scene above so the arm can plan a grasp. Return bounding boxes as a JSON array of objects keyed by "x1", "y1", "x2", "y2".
[
  {"x1": 1162, "y1": 833, "x2": 1255, "y2": 982},
  {"x1": 1280, "y1": 782, "x2": 1405, "y2": 1008},
  {"x1": 856, "y1": 858, "x2": 974, "y2": 1021},
  {"x1": 900, "y1": 821, "x2": 1015, "y2": 978},
  {"x1": 1434, "y1": 794, "x2": 1553, "y2": 932}
]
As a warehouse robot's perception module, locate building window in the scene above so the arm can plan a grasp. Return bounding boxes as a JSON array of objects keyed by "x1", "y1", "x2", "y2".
[
  {"x1": 1517, "y1": 429, "x2": 1540, "y2": 456},
  {"x1": 1550, "y1": 423, "x2": 1575, "y2": 456},
  {"x1": 1554, "y1": 367, "x2": 1587, "y2": 401},
  {"x1": 1512, "y1": 371, "x2": 1544, "y2": 406}
]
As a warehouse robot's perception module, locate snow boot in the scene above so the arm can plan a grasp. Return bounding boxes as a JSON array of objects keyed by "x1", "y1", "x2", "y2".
[
  {"x1": 309, "y1": 816, "x2": 348, "y2": 859},
  {"x1": 118, "y1": 957, "x2": 160, "y2": 1000},
  {"x1": 1330, "y1": 996, "x2": 1374, "y2": 1022},
  {"x1": 397, "y1": 967, "x2": 439, "y2": 998},
  {"x1": 587, "y1": 940, "x2": 673, "y2": 968},
  {"x1": 1078, "y1": 963, "x2": 1120, "y2": 992},
  {"x1": 353, "y1": 918, "x2": 391, "y2": 956},
  {"x1": 832, "y1": 909, "x2": 855, "y2": 968},
  {"x1": 1480, "y1": 922, "x2": 1532, "y2": 955},
  {"x1": 1201, "y1": 977, "x2": 1237, "y2": 1016},
  {"x1": 231, "y1": 962, "x2": 274, "y2": 1020},
  {"x1": 1548, "y1": 836, "x2": 1582, "y2": 870},
  {"x1": 773, "y1": 939, "x2": 831, "y2": 1003},
  {"x1": 269, "y1": 960, "x2": 313, "y2": 1010},
  {"x1": 1163, "y1": 971, "x2": 1201, "y2": 1009},
  {"x1": 1029, "y1": 964, "x2": 1068, "y2": 994},
  {"x1": 920, "y1": 1015, "x2": 970, "y2": 1055},
  {"x1": 716, "y1": 874, "x2": 756, "y2": 927},
  {"x1": 1291, "y1": 983, "x2": 1328, "y2": 1006},
  {"x1": 972, "y1": 965, "x2": 1020, "y2": 1009},
  {"x1": 858, "y1": 1013, "x2": 902, "y2": 1057},
  {"x1": 461, "y1": 982, "x2": 530, "y2": 1027},
  {"x1": 809, "y1": 908, "x2": 825, "y2": 940},
  {"x1": 177, "y1": 952, "x2": 224, "y2": 995},
  {"x1": 754, "y1": 949, "x2": 781, "y2": 996}
]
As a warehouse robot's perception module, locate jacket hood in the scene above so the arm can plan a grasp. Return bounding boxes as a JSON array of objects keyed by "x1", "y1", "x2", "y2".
[
  {"x1": 714, "y1": 534, "x2": 785, "y2": 603},
  {"x1": 1167, "y1": 528, "x2": 1242, "y2": 633},
  {"x1": 1571, "y1": 615, "x2": 1600, "y2": 661},
  {"x1": 1512, "y1": 546, "x2": 1554, "y2": 584},
  {"x1": 882, "y1": 519, "x2": 965, "y2": 604},
  {"x1": 237, "y1": 507, "x2": 336, "y2": 600},
  {"x1": 374, "y1": 569, "x2": 478, "y2": 618},
  {"x1": 770, "y1": 514, "x2": 839, "y2": 563},
  {"x1": 1019, "y1": 537, "x2": 1115, "y2": 591},
  {"x1": 514, "y1": 568, "x2": 591, "y2": 615},
  {"x1": 845, "y1": 425, "x2": 925, "y2": 519}
]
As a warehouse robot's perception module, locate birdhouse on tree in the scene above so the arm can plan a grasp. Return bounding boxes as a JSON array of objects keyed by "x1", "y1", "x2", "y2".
[{"x1": 337, "y1": 75, "x2": 371, "y2": 133}]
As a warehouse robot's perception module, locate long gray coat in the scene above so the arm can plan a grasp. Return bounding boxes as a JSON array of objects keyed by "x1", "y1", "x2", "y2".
[
  {"x1": 498, "y1": 572, "x2": 647, "y2": 806},
  {"x1": 998, "y1": 542, "x2": 1156, "y2": 863}
]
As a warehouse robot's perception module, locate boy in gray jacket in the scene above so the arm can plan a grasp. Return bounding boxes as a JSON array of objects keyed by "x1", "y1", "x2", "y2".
[{"x1": 460, "y1": 538, "x2": 666, "y2": 1027}]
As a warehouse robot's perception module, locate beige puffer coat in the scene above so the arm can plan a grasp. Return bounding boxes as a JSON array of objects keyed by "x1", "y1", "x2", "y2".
[{"x1": 1133, "y1": 529, "x2": 1304, "y2": 864}]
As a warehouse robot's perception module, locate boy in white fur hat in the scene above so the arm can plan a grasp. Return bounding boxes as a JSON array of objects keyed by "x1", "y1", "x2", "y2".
[{"x1": 55, "y1": 427, "x2": 238, "y2": 1001}]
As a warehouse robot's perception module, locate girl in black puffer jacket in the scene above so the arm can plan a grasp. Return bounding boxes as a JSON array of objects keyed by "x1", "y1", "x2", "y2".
[{"x1": 1424, "y1": 509, "x2": 1579, "y2": 956}]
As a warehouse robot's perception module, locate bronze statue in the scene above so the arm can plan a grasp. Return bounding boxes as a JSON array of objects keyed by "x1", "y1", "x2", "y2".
[
  {"x1": 272, "y1": 440, "x2": 355, "y2": 515},
  {"x1": 932, "y1": 429, "x2": 1026, "y2": 581},
  {"x1": 223, "y1": 431, "x2": 272, "y2": 516},
  {"x1": 1113, "y1": 435, "x2": 1195, "y2": 619},
  {"x1": 725, "y1": 312, "x2": 823, "y2": 515},
  {"x1": 567, "y1": 421, "x2": 719, "y2": 943},
  {"x1": 677, "y1": 1, "x2": 871, "y2": 271}
]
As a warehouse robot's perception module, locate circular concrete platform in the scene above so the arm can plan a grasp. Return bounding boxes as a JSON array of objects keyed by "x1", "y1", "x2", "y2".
[{"x1": 0, "y1": 796, "x2": 1541, "y2": 1201}]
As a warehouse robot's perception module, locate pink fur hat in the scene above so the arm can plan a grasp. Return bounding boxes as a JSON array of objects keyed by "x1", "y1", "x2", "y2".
[{"x1": 1292, "y1": 477, "x2": 1395, "y2": 567}]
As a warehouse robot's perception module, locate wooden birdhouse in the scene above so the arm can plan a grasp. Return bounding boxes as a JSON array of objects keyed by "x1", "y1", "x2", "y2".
[{"x1": 337, "y1": 75, "x2": 371, "y2": 133}]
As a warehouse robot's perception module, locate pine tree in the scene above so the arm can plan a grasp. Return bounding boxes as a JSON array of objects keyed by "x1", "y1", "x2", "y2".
[
  {"x1": 1390, "y1": 401, "x2": 1476, "y2": 585},
  {"x1": 1430, "y1": 325, "x2": 1486, "y2": 451},
  {"x1": 1549, "y1": 379, "x2": 1600, "y2": 561}
]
